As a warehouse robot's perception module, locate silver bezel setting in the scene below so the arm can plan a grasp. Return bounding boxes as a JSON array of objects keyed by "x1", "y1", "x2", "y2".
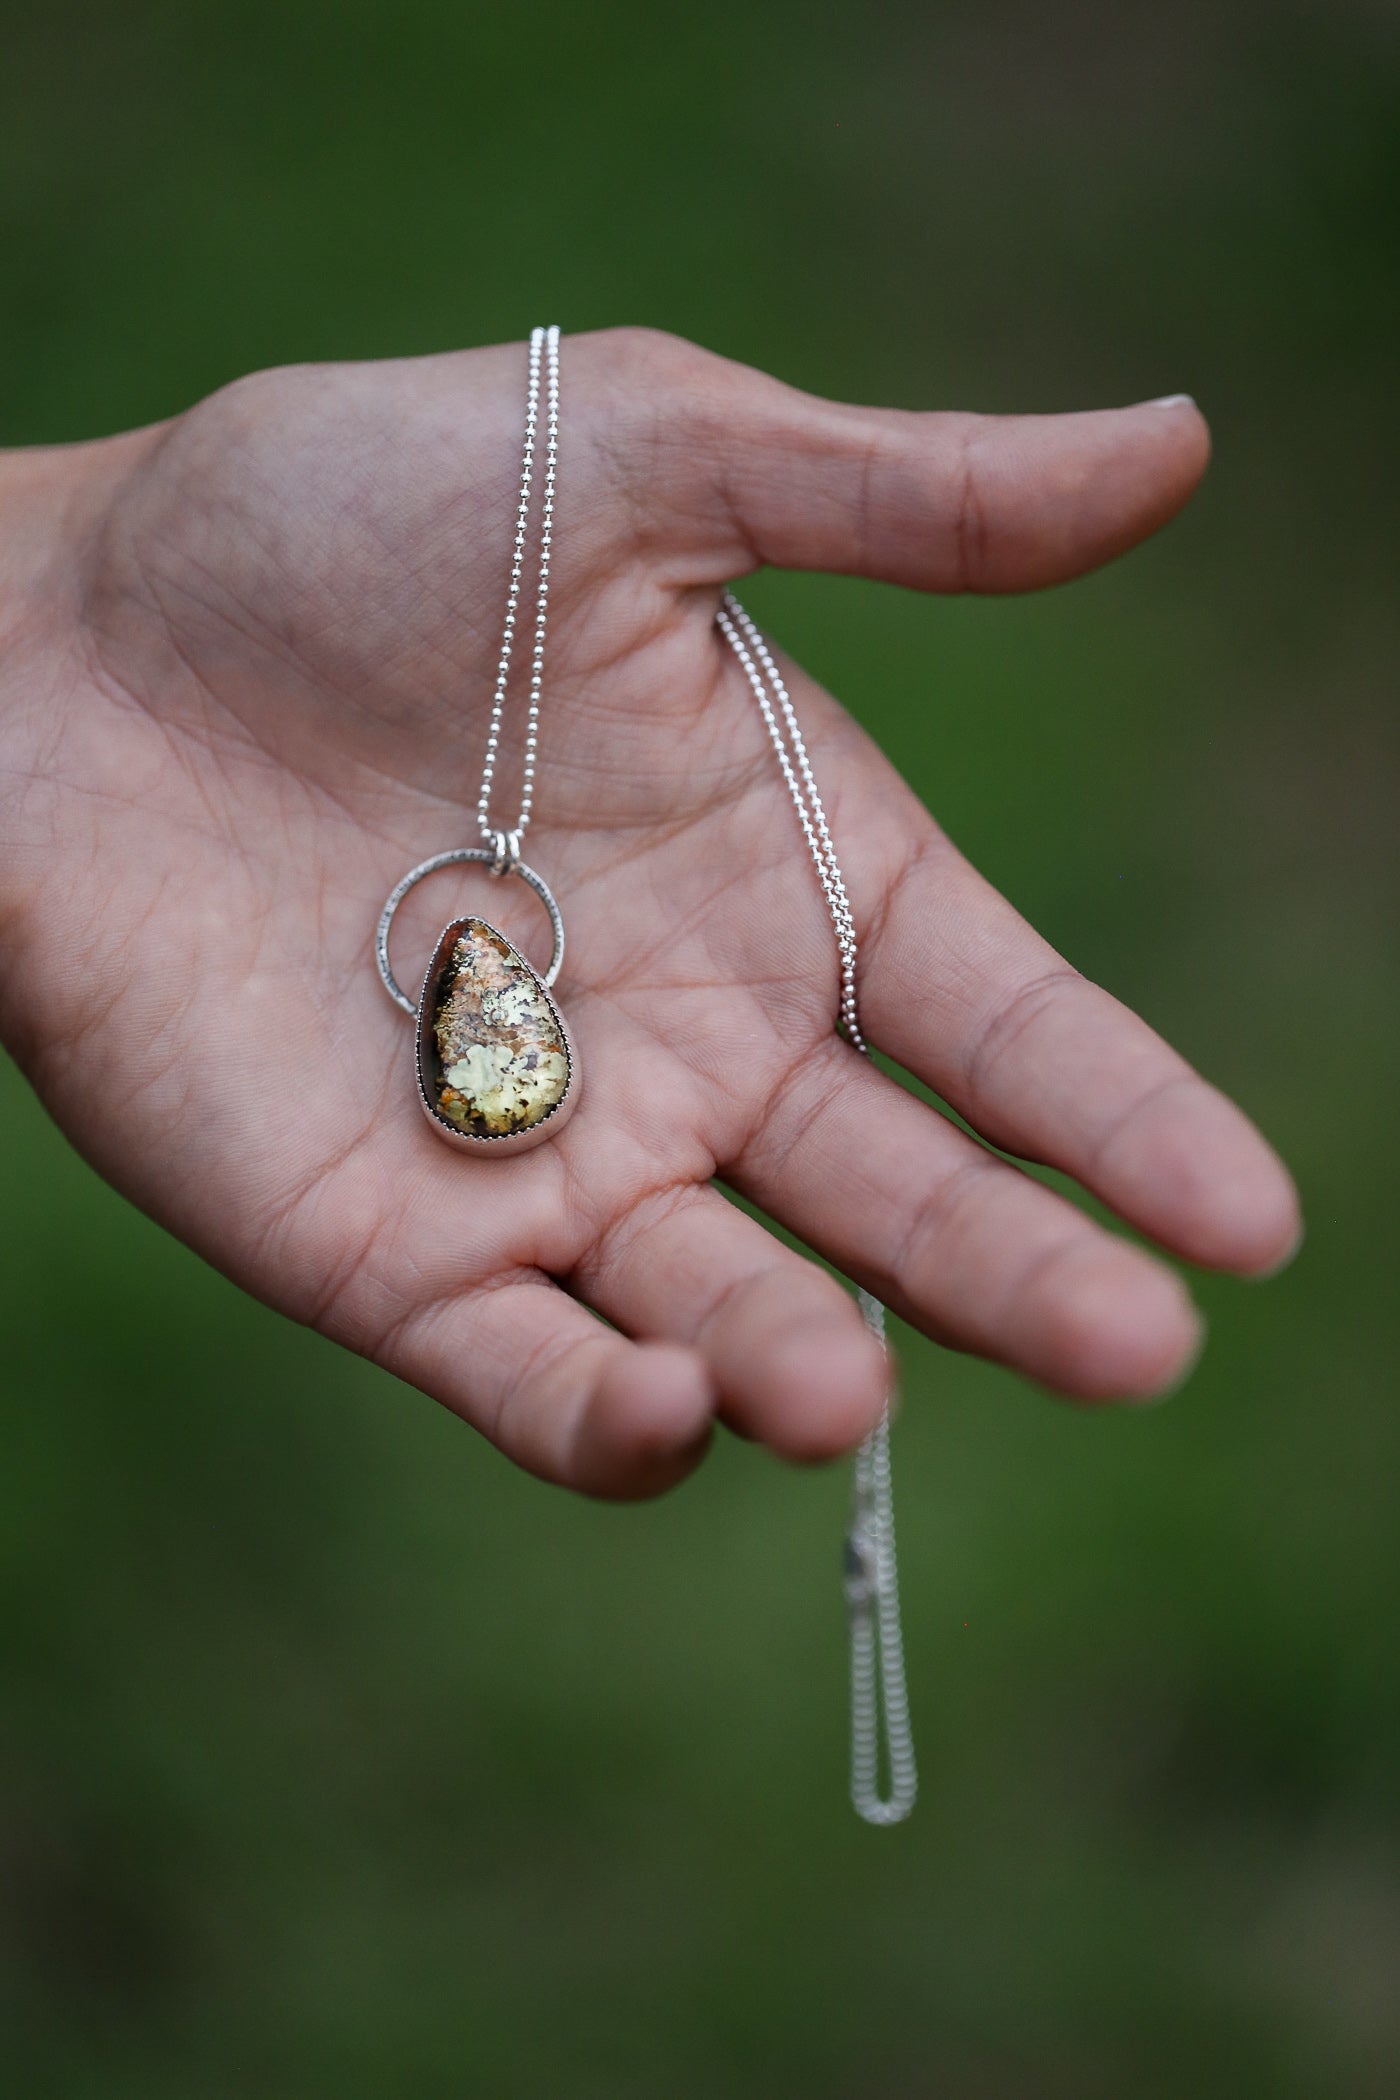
[{"x1": 413, "y1": 915, "x2": 578, "y2": 1156}]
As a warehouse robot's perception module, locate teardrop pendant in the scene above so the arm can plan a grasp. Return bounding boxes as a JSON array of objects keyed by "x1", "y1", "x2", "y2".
[{"x1": 414, "y1": 917, "x2": 578, "y2": 1154}]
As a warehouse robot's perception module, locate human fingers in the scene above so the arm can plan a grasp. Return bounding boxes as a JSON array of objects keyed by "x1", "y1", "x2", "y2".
[
  {"x1": 700, "y1": 635, "x2": 1300, "y2": 1278},
  {"x1": 389, "y1": 1274, "x2": 716, "y2": 1500},
  {"x1": 566, "y1": 1180, "x2": 889, "y2": 1463},
  {"x1": 727, "y1": 1037, "x2": 1204, "y2": 1403},
  {"x1": 587, "y1": 329, "x2": 1208, "y2": 593},
  {"x1": 856, "y1": 819, "x2": 1301, "y2": 1274}
]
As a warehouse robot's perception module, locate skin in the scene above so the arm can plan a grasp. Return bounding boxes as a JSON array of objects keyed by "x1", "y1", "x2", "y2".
[{"x1": 0, "y1": 328, "x2": 1300, "y2": 1498}]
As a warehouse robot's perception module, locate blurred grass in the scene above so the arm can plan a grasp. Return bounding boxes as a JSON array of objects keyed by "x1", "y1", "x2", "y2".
[{"x1": 1, "y1": 2, "x2": 1397, "y2": 2094}]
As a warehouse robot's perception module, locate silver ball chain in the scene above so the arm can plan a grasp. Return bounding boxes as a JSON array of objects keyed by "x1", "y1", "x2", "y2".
[
  {"x1": 716, "y1": 591, "x2": 917, "y2": 1827},
  {"x1": 476, "y1": 323, "x2": 559, "y2": 865},
  {"x1": 715, "y1": 598, "x2": 864, "y2": 1049}
]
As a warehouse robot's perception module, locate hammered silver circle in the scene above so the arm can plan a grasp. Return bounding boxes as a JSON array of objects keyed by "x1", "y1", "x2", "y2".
[{"x1": 375, "y1": 847, "x2": 566, "y2": 1016}]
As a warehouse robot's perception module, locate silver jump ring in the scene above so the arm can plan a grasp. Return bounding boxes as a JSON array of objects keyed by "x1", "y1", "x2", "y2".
[
  {"x1": 488, "y1": 828, "x2": 523, "y2": 878},
  {"x1": 375, "y1": 847, "x2": 566, "y2": 1016}
]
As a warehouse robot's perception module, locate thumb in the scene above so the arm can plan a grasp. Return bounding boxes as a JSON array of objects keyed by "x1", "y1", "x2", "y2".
[{"x1": 591, "y1": 330, "x2": 1210, "y2": 594}]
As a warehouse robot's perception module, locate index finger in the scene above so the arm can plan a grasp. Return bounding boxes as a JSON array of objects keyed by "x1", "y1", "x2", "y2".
[{"x1": 861, "y1": 808, "x2": 1301, "y2": 1276}]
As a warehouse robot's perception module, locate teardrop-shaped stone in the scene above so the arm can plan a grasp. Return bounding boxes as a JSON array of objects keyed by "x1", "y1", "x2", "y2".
[{"x1": 419, "y1": 918, "x2": 570, "y2": 1138}]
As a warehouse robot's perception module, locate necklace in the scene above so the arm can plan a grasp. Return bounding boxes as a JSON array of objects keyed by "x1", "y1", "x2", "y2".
[
  {"x1": 375, "y1": 327, "x2": 916, "y2": 1825},
  {"x1": 375, "y1": 324, "x2": 578, "y2": 1154}
]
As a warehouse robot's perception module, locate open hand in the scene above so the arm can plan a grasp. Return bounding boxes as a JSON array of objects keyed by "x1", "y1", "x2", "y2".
[{"x1": 0, "y1": 329, "x2": 1299, "y2": 1496}]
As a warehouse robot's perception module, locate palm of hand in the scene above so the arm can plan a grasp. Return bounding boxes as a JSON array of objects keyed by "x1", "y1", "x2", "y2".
[{"x1": 3, "y1": 330, "x2": 1298, "y2": 1495}]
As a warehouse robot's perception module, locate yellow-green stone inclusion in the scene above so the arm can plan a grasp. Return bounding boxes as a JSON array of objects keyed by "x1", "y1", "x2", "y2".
[{"x1": 428, "y1": 921, "x2": 568, "y2": 1137}]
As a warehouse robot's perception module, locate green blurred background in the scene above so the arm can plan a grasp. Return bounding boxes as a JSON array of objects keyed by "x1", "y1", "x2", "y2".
[{"x1": 2, "y1": 3, "x2": 1396, "y2": 2094}]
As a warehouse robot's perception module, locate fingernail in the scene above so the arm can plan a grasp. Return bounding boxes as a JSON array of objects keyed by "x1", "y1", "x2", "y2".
[{"x1": 1142, "y1": 392, "x2": 1196, "y2": 410}]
